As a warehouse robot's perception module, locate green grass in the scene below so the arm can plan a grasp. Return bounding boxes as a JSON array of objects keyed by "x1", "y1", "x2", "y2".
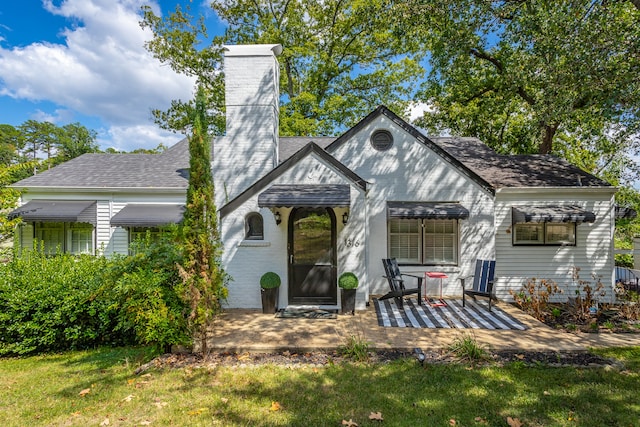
[{"x1": 1, "y1": 346, "x2": 639, "y2": 426}]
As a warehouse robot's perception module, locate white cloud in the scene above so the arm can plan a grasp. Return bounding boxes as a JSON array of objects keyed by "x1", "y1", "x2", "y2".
[
  {"x1": 408, "y1": 102, "x2": 434, "y2": 122},
  {"x1": 0, "y1": 0, "x2": 195, "y2": 150},
  {"x1": 100, "y1": 123, "x2": 183, "y2": 152}
]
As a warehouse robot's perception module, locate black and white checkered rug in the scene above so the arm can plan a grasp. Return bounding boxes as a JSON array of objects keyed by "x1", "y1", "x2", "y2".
[{"x1": 374, "y1": 298, "x2": 528, "y2": 330}]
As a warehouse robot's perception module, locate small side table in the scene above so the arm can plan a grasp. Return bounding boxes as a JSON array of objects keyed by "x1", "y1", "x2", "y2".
[{"x1": 425, "y1": 272, "x2": 448, "y2": 307}]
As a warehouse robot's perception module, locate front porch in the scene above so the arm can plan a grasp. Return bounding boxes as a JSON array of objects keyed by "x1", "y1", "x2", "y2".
[{"x1": 206, "y1": 297, "x2": 639, "y2": 354}]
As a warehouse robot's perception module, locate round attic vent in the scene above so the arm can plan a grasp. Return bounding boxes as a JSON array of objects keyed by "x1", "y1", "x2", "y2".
[{"x1": 370, "y1": 129, "x2": 394, "y2": 151}]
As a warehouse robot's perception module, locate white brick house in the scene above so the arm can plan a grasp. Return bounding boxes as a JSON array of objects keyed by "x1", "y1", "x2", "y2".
[{"x1": 10, "y1": 44, "x2": 616, "y2": 311}]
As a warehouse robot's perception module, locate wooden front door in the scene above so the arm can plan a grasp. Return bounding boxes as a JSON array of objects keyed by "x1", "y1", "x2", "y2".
[{"x1": 288, "y1": 207, "x2": 337, "y2": 305}]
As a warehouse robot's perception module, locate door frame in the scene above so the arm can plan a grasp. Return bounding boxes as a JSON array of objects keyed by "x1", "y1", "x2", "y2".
[{"x1": 287, "y1": 207, "x2": 337, "y2": 305}]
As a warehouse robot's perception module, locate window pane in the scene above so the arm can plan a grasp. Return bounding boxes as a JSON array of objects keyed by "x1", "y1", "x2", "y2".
[
  {"x1": 245, "y1": 213, "x2": 264, "y2": 240},
  {"x1": 388, "y1": 219, "x2": 420, "y2": 263},
  {"x1": 69, "y1": 223, "x2": 93, "y2": 254},
  {"x1": 424, "y1": 220, "x2": 457, "y2": 265},
  {"x1": 35, "y1": 222, "x2": 64, "y2": 255},
  {"x1": 546, "y1": 223, "x2": 575, "y2": 245},
  {"x1": 514, "y1": 224, "x2": 544, "y2": 244}
]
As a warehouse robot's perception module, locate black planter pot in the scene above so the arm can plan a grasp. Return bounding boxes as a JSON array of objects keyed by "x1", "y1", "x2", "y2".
[
  {"x1": 261, "y1": 287, "x2": 279, "y2": 314},
  {"x1": 340, "y1": 288, "x2": 357, "y2": 315}
]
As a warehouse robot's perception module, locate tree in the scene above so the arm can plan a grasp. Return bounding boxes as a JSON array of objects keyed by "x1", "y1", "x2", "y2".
[
  {"x1": 55, "y1": 123, "x2": 99, "y2": 164},
  {"x1": 177, "y1": 85, "x2": 227, "y2": 355},
  {"x1": 19, "y1": 120, "x2": 59, "y2": 172},
  {"x1": 398, "y1": 1, "x2": 640, "y2": 183},
  {"x1": 0, "y1": 125, "x2": 24, "y2": 166},
  {"x1": 141, "y1": 0, "x2": 425, "y2": 136}
]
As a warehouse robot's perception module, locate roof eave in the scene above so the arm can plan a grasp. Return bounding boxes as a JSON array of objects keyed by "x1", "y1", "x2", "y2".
[
  {"x1": 11, "y1": 185, "x2": 187, "y2": 194},
  {"x1": 496, "y1": 186, "x2": 617, "y2": 194}
]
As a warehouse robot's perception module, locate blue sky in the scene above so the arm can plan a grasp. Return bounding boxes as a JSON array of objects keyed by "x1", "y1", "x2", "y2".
[{"x1": 0, "y1": 0, "x2": 226, "y2": 151}]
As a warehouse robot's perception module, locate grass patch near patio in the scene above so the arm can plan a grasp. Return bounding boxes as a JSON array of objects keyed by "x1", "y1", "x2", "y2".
[{"x1": 1, "y1": 347, "x2": 639, "y2": 426}]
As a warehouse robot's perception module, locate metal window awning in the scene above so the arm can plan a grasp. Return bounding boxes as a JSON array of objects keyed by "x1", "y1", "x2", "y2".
[
  {"x1": 387, "y1": 201, "x2": 470, "y2": 219},
  {"x1": 512, "y1": 205, "x2": 596, "y2": 223},
  {"x1": 8, "y1": 200, "x2": 96, "y2": 224},
  {"x1": 258, "y1": 184, "x2": 350, "y2": 208},
  {"x1": 110, "y1": 204, "x2": 185, "y2": 227}
]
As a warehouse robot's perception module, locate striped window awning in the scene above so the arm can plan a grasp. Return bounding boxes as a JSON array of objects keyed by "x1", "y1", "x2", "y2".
[
  {"x1": 258, "y1": 184, "x2": 350, "y2": 208},
  {"x1": 8, "y1": 200, "x2": 96, "y2": 224},
  {"x1": 110, "y1": 204, "x2": 185, "y2": 227},
  {"x1": 512, "y1": 205, "x2": 596, "y2": 223},
  {"x1": 387, "y1": 202, "x2": 469, "y2": 219}
]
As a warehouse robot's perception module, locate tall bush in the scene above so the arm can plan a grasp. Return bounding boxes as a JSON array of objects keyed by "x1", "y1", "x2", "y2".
[{"x1": 0, "y1": 249, "x2": 126, "y2": 355}]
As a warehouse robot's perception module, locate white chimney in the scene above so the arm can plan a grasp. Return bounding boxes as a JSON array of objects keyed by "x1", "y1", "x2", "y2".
[{"x1": 213, "y1": 44, "x2": 282, "y2": 205}]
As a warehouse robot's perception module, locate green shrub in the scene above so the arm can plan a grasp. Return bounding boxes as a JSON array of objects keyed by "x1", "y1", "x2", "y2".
[
  {"x1": 0, "y1": 231, "x2": 190, "y2": 356},
  {"x1": 260, "y1": 272, "x2": 281, "y2": 289},
  {"x1": 100, "y1": 231, "x2": 190, "y2": 352},
  {"x1": 0, "y1": 249, "x2": 127, "y2": 356},
  {"x1": 338, "y1": 272, "x2": 358, "y2": 289}
]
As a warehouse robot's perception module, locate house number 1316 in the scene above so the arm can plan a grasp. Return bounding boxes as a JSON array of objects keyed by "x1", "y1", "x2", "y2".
[{"x1": 345, "y1": 239, "x2": 360, "y2": 247}]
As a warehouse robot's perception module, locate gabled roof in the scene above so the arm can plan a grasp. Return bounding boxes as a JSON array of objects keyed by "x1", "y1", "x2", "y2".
[
  {"x1": 326, "y1": 105, "x2": 611, "y2": 191},
  {"x1": 220, "y1": 142, "x2": 367, "y2": 218},
  {"x1": 326, "y1": 106, "x2": 496, "y2": 194}
]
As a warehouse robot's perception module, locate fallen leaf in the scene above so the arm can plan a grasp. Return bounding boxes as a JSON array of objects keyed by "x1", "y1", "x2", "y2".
[
  {"x1": 79, "y1": 388, "x2": 91, "y2": 397},
  {"x1": 122, "y1": 394, "x2": 135, "y2": 402},
  {"x1": 474, "y1": 416, "x2": 488, "y2": 424},
  {"x1": 543, "y1": 391, "x2": 551, "y2": 396},
  {"x1": 141, "y1": 373, "x2": 152, "y2": 378},
  {"x1": 139, "y1": 421, "x2": 152, "y2": 426},
  {"x1": 450, "y1": 419, "x2": 457, "y2": 426},
  {"x1": 369, "y1": 411, "x2": 383, "y2": 421},
  {"x1": 127, "y1": 379, "x2": 135, "y2": 385},
  {"x1": 515, "y1": 354, "x2": 525, "y2": 360},
  {"x1": 153, "y1": 401, "x2": 168, "y2": 408},
  {"x1": 135, "y1": 381, "x2": 149, "y2": 389},
  {"x1": 270, "y1": 401, "x2": 282, "y2": 411},
  {"x1": 341, "y1": 419, "x2": 358, "y2": 427},
  {"x1": 507, "y1": 417, "x2": 523, "y2": 427},
  {"x1": 220, "y1": 398, "x2": 229, "y2": 404},
  {"x1": 100, "y1": 418, "x2": 110, "y2": 426},
  {"x1": 71, "y1": 411, "x2": 81, "y2": 417},
  {"x1": 187, "y1": 408, "x2": 208, "y2": 416}
]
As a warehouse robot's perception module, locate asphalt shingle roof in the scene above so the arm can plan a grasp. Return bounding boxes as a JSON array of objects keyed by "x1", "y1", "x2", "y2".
[
  {"x1": 429, "y1": 136, "x2": 610, "y2": 188},
  {"x1": 12, "y1": 126, "x2": 610, "y2": 191}
]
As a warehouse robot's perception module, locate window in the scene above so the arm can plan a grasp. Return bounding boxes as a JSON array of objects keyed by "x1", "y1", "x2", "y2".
[
  {"x1": 388, "y1": 218, "x2": 459, "y2": 265},
  {"x1": 34, "y1": 222, "x2": 94, "y2": 255},
  {"x1": 513, "y1": 222, "x2": 576, "y2": 246},
  {"x1": 68, "y1": 223, "x2": 94, "y2": 254},
  {"x1": 370, "y1": 129, "x2": 394, "y2": 151},
  {"x1": 245, "y1": 212, "x2": 264, "y2": 240}
]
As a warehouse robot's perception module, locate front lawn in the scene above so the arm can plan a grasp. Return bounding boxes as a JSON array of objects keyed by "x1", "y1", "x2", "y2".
[{"x1": 1, "y1": 346, "x2": 639, "y2": 426}]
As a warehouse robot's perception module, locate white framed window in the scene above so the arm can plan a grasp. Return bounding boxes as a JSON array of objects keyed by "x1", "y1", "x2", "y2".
[
  {"x1": 68, "y1": 223, "x2": 94, "y2": 254},
  {"x1": 513, "y1": 223, "x2": 576, "y2": 246},
  {"x1": 34, "y1": 222, "x2": 94, "y2": 255},
  {"x1": 388, "y1": 218, "x2": 459, "y2": 265}
]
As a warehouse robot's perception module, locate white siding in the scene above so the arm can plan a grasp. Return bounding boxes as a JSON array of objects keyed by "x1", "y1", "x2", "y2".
[
  {"x1": 495, "y1": 190, "x2": 615, "y2": 303},
  {"x1": 330, "y1": 114, "x2": 495, "y2": 298}
]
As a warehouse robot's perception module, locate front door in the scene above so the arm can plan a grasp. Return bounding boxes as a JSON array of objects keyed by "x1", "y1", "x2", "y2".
[{"x1": 288, "y1": 207, "x2": 337, "y2": 305}]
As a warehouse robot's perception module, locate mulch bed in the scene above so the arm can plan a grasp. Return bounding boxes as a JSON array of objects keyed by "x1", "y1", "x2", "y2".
[{"x1": 135, "y1": 349, "x2": 620, "y2": 374}]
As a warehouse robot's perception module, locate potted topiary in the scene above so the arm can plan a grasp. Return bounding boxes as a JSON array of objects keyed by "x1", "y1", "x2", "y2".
[
  {"x1": 339, "y1": 272, "x2": 358, "y2": 315},
  {"x1": 260, "y1": 272, "x2": 281, "y2": 314}
]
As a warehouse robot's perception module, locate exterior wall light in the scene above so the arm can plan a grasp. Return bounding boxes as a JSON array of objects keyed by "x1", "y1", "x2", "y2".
[
  {"x1": 274, "y1": 211, "x2": 282, "y2": 225},
  {"x1": 342, "y1": 211, "x2": 349, "y2": 225}
]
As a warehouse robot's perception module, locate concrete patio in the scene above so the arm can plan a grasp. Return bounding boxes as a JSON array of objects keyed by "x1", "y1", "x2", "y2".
[{"x1": 208, "y1": 299, "x2": 640, "y2": 354}]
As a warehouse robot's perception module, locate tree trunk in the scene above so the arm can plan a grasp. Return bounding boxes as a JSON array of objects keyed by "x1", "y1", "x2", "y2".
[{"x1": 539, "y1": 123, "x2": 558, "y2": 155}]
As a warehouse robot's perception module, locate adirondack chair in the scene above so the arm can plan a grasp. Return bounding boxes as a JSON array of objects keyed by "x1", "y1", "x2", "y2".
[
  {"x1": 380, "y1": 258, "x2": 422, "y2": 307},
  {"x1": 461, "y1": 259, "x2": 496, "y2": 311}
]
